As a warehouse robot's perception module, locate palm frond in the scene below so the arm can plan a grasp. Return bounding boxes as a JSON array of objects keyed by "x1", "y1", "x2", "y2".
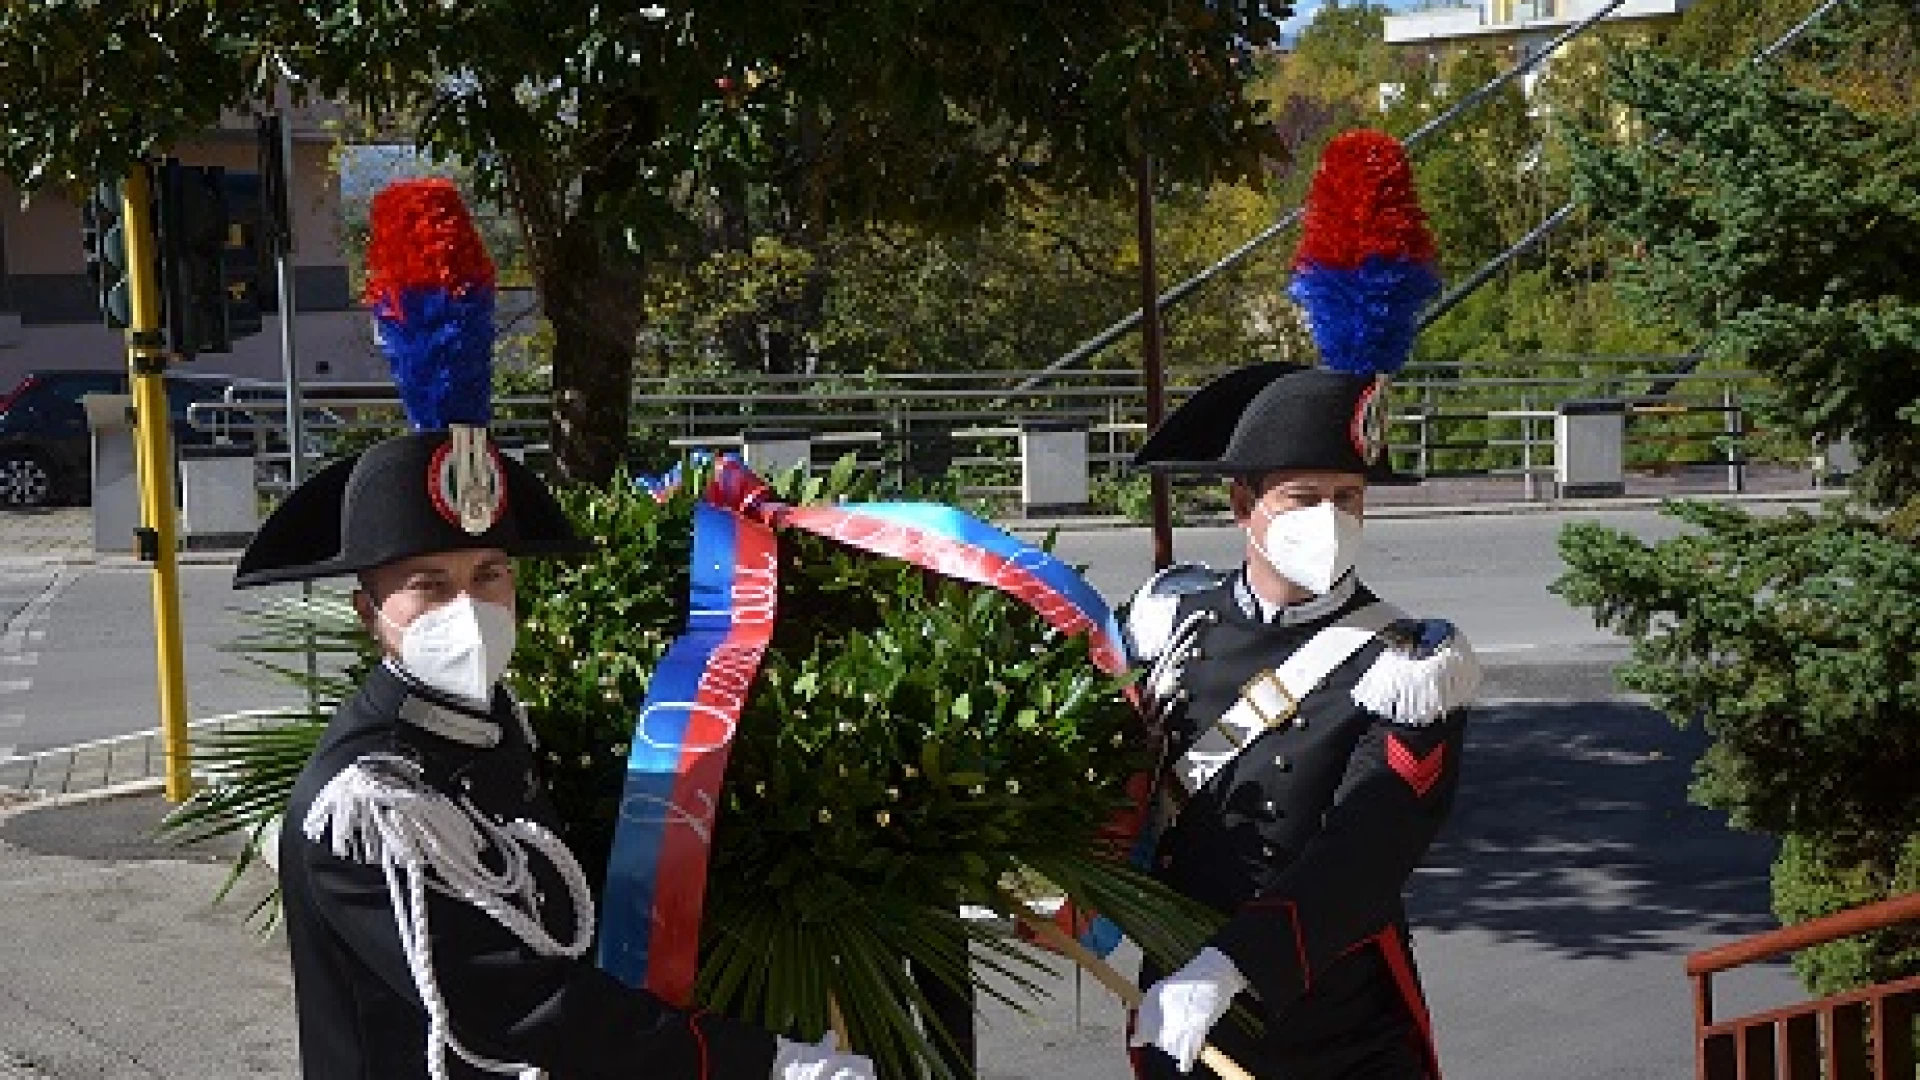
[{"x1": 161, "y1": 588, "x2": 377, "y2": 930}]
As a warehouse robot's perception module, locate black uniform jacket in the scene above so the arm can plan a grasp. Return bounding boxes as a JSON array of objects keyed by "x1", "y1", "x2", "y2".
[
  {"x1": 280, "y1": 661, "x2": 777, "y2": 1080},
  {"x1": 1128, "y1": 568, "x2": 1476, "y2": 1078}
]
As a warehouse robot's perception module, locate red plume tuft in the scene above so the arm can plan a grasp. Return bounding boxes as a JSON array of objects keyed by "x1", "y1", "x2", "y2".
[
  {"x1": 1293, "y1": 130, "x2": 1436, "y2": 271},
  {"x1": 363, "y1": 179, "x2": 497, "y2": 317}
]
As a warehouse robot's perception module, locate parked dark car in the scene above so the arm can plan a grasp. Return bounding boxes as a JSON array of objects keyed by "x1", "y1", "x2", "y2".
[{"x1": 0, "y1": 369, "x2": 265, "y2": 507}]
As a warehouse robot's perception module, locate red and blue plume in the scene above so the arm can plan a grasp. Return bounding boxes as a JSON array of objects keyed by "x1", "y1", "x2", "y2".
[
  {"x1": 1287, "y1": 130, "x2": 1440, "y2": 378},
  {"x1": 363, "y1": 179, "x2": 498, "y2": 431}
]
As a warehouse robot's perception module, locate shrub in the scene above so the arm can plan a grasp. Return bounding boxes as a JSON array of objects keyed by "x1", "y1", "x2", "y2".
[
  {"x1": 181, "y1": 454, "x2": 1216, "y2": 1079},
  {"x1": 1555, "y1": 500, "x2": 1920, "y2": 992}
]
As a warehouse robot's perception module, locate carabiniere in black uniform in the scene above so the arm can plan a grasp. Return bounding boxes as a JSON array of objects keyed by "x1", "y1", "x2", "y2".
[
  {"x1": 1126, "y1": 565, "x2": 1475, "y2": 1080},
  {"x1": 1123, "y1": 354, "x2": 1482, "y2": 1080},
  {"x1": 281, "y1": 659, "x2": 776, "y2": 1079},
  {"x1": 234, "y1": 430, "x2": 780, "y2": 1080}
]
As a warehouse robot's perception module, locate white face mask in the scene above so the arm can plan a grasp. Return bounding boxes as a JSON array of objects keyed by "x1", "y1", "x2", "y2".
[
  {"x1": 380, "y1": 595, "x2": 518, "y2": 707},
  {"x1": 1249, "y1": 501, "x2": 1364, "y2": 596}
]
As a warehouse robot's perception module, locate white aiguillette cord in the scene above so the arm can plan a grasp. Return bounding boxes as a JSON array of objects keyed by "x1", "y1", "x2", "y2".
[{"x1": 305, "y1": 754, "x2": 594, "y2": 1080}]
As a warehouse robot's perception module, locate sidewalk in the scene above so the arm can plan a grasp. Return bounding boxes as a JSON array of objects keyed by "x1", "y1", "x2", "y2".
[
  {"x1": 0, "y1": 785, "x2": 1132, "y2": 1080},
  {"x1": 0, "y1": 785, "x2": 296, "y2": 1080}
]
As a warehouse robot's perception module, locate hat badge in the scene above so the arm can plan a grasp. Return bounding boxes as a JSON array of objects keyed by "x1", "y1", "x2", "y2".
[
  {"x1": 1350, "y1": 376, "x2": 1389, "y2": 466},
  {"x1": 430, "y1": 424, "x2": 508, "y2": 534}
]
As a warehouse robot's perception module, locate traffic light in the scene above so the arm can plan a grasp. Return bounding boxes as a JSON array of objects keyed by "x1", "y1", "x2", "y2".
[
  {"x1": 80, "y1": 181, "x2": 133, "y2": 329},
  {"x1": 156, "y1": 160, "x2": 232, "y2": 356},
  {"x1": 220, "y1": 172, "x2": 265, "y2": 340}
]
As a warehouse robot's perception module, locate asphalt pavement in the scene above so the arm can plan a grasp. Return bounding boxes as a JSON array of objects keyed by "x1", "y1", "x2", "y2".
[
  {"x1": 0, "y1": 696, "x2": 1807, "y2": 1079},
  {"x1": 0, "y1": 474, "x2": 1830, "y2": 1079}
]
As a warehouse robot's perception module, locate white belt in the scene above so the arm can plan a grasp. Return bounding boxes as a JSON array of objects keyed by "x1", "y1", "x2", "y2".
[{"x1": 1175, "y1": 602, "x2": 1401, "y2": 792}]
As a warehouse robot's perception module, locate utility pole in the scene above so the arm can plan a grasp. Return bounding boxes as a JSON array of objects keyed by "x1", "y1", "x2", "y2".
[
  {"x1": 120, "y1": 163, "x2": 193, "y2": 802},
  {"x1": 263, "y1": 89, "x2": 318, "y2": 704},
  {"x1": 1136, "y1": 154, "x2": 1173, "y2": 571}
]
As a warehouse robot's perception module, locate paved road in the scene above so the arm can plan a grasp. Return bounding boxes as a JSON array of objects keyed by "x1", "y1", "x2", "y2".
[
  {"x1": 0, "y1": 563, "x2": 306, "y2": 759},
  {"x1": 0, "y1": 505, "x2": 1735, "y2": 756},
  {"x1": 0, "y1": 697, "x2": 1805, "y2": 1080},
  {"x1": 0, "y1": 500, "x2": 1824, "y2": 1078}
]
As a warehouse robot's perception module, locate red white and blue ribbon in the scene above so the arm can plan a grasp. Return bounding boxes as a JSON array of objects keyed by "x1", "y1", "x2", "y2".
[{"x1": 598, "y1": 457, "x2": 1129, "y2": 1001}]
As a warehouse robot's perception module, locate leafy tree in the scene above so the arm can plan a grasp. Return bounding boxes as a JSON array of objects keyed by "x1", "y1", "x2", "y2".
[
  {"x1": 1664, "y1": 0, "x2": 1918, "y2": 115},
  {"x1": 0, "y1": 0, "x2": 1291, "y2": 484},
  {"x1": 1569, "y1": 52, "x2": 1920, "y2": 505},
  {"x1": 1556, "y1": 52, "x2": 1920, "y2": 993}
]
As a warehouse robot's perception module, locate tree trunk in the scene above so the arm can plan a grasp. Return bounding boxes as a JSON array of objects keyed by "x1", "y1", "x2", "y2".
[
  {"x1": 544, "y1": 217, "x2": 642, "y2": 486},
  {"x1": 495, "y1": 86, "x2": 648, "y2": 489}
]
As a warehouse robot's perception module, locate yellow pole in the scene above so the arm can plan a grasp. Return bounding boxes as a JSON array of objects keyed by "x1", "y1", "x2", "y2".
[{"x1": 120, "y1": 164, "x2": 193, "y2": 803}]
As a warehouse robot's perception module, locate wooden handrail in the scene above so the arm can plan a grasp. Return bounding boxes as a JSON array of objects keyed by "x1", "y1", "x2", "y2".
[{"x1": 1687, "y1": 891, "x2": 1920, "y2": 977}]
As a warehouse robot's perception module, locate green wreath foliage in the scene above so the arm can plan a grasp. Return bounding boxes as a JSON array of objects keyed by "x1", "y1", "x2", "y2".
[
  {"x1": 180, "y1": 455, "x2": 1217, "y2": 1079},
  {"x1": 514, "y1": 456, "x2": 1219, "y2": 1078}
]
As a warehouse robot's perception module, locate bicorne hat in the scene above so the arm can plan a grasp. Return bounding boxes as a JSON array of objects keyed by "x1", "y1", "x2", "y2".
[
  {"x1": 234, "y1": 180, "x2": 586, "y2": 589},
  {"x1": 1133, "y1": 130, "x2": 1441, "y2": 482}
]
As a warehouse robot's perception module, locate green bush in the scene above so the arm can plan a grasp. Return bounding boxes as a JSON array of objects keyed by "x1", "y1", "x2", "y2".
[
  {"x1": 1555, "y1": 45, "x2": 1920, "y2": 998},
  {"x1": 1555, "y1": 501, "x2": 1920, "y2": 993},
  {"x1": 186, "y1": 453, "x2": 1216, "y2": 1079},
  {"x1": 1772, "y1": 831, "x2": 1920, "y2": 997}
]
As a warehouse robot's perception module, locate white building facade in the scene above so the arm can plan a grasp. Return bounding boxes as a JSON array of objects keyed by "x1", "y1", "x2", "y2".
[{"x1": 1385, "y1": 0, "x2": 1695, "y2": 91}]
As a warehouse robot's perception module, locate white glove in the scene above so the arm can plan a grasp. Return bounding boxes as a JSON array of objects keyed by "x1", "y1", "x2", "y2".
[
  {"x1": 1128, "y1": 947, "x2": 1249, "y2": 1073},
  {"x1": 772, "y1": 1032, "x2": 875, "y2": 1080}
]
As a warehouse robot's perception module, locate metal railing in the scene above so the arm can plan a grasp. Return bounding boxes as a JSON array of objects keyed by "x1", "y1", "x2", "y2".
[
  {"x1": 186, "y1": 357, "x2": 1787, "y2": 506},
  {"x1": 1688, "y1": 892, "x2": 1920, "y2": 1079}
]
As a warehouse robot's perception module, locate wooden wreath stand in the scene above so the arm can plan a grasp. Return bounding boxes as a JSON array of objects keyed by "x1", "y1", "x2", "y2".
[{"x1": 1000, "y1": 895, "x2": 1258, "y2": 1080}]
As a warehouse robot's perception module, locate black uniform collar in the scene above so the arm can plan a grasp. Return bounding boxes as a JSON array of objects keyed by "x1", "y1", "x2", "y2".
[
  {"x1": 363, "y1": 659, "x2": 508, "y2": 749},
  {"x1": 1231, "y1": 568, "x2": 1359, "y2": 626}
]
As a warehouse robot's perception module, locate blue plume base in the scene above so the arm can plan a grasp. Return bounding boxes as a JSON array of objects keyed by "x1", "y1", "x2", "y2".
[
  {"x1": 1288, "y1": 257, "x2": 1440, "y2": 378},
  {"x1": 376, "y1": 288, "x2": 496, "y2": 430}
]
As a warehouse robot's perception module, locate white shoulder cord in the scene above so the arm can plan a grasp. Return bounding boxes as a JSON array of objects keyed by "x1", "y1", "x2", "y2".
[
  {"x1": 1143, "y1": 609, "x2": 1213, "y2": 725},
  {"x1": 305, "y1": 755, "x2": 595, "y2": 1080}
]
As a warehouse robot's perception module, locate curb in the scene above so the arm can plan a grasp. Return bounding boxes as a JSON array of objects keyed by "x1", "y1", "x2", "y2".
[{"x1": 0, "y1": 777, "x2": 164, "y2": 824}]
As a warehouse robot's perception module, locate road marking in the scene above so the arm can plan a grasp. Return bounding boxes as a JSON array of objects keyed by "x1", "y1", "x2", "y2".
[
  {"x1": 0, "y1": 568, "x2": 79, "y2": 761},
  {"x1": 0, "y1": 711, "x2": 20, "y2": 764}
]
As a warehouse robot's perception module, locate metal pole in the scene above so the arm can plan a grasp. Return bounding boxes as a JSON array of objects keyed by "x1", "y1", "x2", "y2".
[
  {"x1": 1418, "y1": 203, "x2": 1578, "y2": 332},
  {"x1": 1522, "y1": 394, "x2": 1536, "y2": 501},
  {"x1": 271, "y1": 90, "x2": 305, "y2": 492},
  {"x1": 121, "y1": 164, "x2": 193, "y2": 803},
  {"x1": 266, "y1": 86, "x2": 318, "y2": 703},
  {"x1": 1136, "y1": 155, "x2": 1173, "y2": 571},
  {"x1": 1724, "y1": 386, "x2": 1745, "y2": 493}
]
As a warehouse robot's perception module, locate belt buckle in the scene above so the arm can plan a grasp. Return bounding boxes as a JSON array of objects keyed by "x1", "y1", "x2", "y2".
[{"x1": 1242, "y1": 670, "x2": 1299, "y2": 728}]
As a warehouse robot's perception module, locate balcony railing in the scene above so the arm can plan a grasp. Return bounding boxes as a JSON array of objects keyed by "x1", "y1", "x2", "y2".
[{"x1": 1688, "y1": 892, "x2": 1920, "y2": 1079}]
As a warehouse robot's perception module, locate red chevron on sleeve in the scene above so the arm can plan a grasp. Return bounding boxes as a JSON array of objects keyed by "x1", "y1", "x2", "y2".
[{"x1": 1386, "y1": 734, "x2": 1446, "y2": 798}]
